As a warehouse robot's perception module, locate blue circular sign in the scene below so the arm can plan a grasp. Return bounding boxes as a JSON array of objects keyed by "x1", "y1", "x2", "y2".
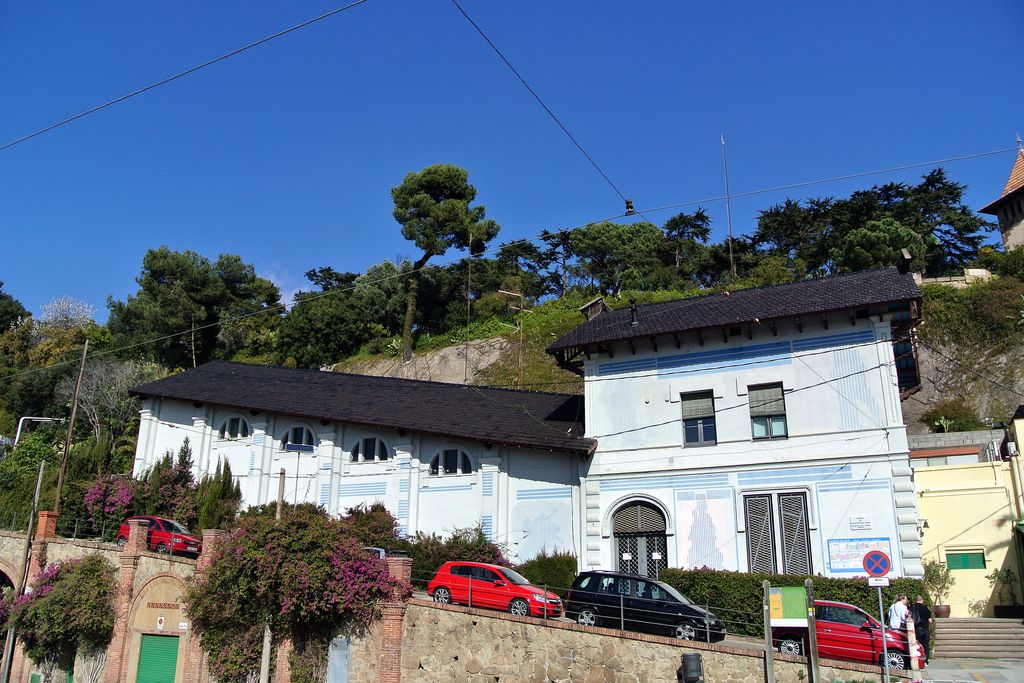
[{"x1": 862, "y1": 550, "x2": 891, "y2": 577}]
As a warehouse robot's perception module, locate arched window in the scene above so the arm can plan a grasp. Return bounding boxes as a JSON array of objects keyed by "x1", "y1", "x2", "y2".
[
  {"x1": 218, "y1": 417, "x2": 251, "y2": 440},
  {"x1": 350, "y1": 437, "x2": 391, "y2": 462},
  {"x1": 281, "y1": 426, "x2": 316, "y2": 452},
  {"x1": 612, "y1": 501, "x2": 668, "y2": 578},
  {"x1": 429, "y1": 448, "x2": 473, "y2": 476}
]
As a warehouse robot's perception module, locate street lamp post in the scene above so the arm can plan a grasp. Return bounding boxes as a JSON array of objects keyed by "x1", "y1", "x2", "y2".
[{"x1": 13, "y1": 417, "x2": 59, "y2": 447}]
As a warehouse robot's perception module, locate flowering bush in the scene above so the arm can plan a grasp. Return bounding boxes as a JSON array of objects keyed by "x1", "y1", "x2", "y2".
[
  {"x1": 135, "y1": 439, "x2": 199, "y2": 526},
  {"x1": 9, "y1": 555, "x2": 116, "y2": 680},
  {"x1": 185, "y1": 505, "x2": 407, "y2": 683},
  {"x1": 83, "y1": 476, "x2": 133, "y2": 540}
]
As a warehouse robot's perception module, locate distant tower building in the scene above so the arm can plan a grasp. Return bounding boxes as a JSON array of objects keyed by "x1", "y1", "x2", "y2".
[{"x1": 980, "y1": 145, "x2": 1024, "y2": 250}]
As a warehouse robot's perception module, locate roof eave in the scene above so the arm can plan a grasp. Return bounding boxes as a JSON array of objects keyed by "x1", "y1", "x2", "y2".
[
  {"x1": 547, "y1": 294, "x2": 922, "y2": 357},
  {"x1": 979, "y1": 185, "x2": 1024, "y2": 215},
  {"x1": 132, "y1": 390, "x2": 595, "y2": 457}
]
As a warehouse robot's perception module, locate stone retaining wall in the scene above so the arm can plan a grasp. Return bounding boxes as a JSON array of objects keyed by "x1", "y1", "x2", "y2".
[{"x1": 396, "y1": 599, "x2": 910, "y2": 683}]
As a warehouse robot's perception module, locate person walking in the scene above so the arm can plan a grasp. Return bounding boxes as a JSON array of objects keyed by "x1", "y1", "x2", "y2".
[
  {"x1": 911, "y1": 595, "x2": 933, "y2": 661},
  {"x1": 888, "y1": 594, "x2": 909, "y2": 630},
  {"x1": 888, "y1": 594, "x2": 910, "y2": 658}
]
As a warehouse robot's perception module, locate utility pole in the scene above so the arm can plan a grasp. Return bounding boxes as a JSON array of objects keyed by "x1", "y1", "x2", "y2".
[
  {"x1": 54, "y1": 339, "x2": 88, "y2": 517},
  {"x1": 721, "y1": 134, "x2": 737, "y2": 279},
  {"x1": 258, "y1": 469, "x2": 287, "y2": 683},
  {"x1": 0, "y1": 460, "x2": 46, "y2": 683},
  {"x1": 498, "y1": 290, "x2": 530, "y2": 388}
]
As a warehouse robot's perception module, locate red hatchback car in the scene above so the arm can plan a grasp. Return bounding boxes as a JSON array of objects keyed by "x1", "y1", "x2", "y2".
[
  {"x1": 428, "y1": 561, "x2": 562, "y2": 618},
  {"x1": 774, "y1": 599, "x2": 924, "y2": 670},
  {"x1": 116, "y1": 515, "x2": 203, "y2": 557}
]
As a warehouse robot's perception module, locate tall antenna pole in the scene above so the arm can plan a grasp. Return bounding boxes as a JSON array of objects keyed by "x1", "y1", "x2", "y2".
[
  {"x1": 721, "y1": 134, "x2": 737, "y2": 279},
  {"x1": 464, "y1": 230, "x2": 473, "y2": 385}
]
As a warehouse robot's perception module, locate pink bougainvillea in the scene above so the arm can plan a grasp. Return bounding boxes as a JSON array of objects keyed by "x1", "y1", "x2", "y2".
[
  {"x1": 185, "y1": 506, "x2": 404, "y2": 683},
  {"x1": 83, "y1": 476, "x2": 133, "y2": 524}
]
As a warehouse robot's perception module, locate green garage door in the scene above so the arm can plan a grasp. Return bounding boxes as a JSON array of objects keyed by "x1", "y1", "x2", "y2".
[{"x1": 136, "y1": 634, "x2": 180, "y2": 683}]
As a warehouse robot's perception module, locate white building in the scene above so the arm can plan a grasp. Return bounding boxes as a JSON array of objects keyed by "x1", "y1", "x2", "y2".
[
  {"x1": 131, "y1": 364, "x2": 595, "y2": 562},
  {"x1": 131, "y1": 268, "x2": 924, "y2": 577},
  {"x1": 548, "y1": 268, "x2": 923, "y2": 578}
]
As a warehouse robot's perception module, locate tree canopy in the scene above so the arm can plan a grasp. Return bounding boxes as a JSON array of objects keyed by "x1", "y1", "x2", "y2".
[
  {"x1": 391, "y1": 164, "x2": 500, "y2": 360},
  {"x1": 107, "y1": 247, "x2": 281, "y2": 368}
]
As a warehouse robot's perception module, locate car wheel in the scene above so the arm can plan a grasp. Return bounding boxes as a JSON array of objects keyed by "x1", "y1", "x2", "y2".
[
  {"x1": 432, "y1": 587, "x2": 452, "y2": 604},
  {"x1": 778, "y1": 637, "x2": 804, "y2": 656},
  {"x1": 156, "y1": 542, "x2": 169, "y2": 554},
  {"x1": 881, "y1": 652, "x2": 906, "y2": 670},
  {"x1": 575, "y1": 607, "x2": 600, "y2": 628},
  {"x1": 509, "y1": 599, "x2": 530, "y2": 617},
  {"x1": 116, "y1": 537, "x2": 127, "y2": 549},
  {"x1": 674, "y1": 622, "x2": 697, "y2": 641}
]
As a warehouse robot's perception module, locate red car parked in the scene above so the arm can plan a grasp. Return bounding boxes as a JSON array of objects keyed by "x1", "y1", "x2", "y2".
[
  {"x1": 773, "y1": 599, "x2": 924, "y2": 670},
  {"x1": 116, "y1": 515, "x2": 203, "y2": 557},
  {"x1": 427, "y1": 561, "x2": 562, "y2": 618}
]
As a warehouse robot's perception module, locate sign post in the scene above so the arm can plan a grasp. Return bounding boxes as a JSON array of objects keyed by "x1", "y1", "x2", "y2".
[
  {"x1": 863, "y1": 550, "x2": 893, "y2": 683},
  {"x1": 769, "y1": 585, "x2": 811, "y2": 681}
]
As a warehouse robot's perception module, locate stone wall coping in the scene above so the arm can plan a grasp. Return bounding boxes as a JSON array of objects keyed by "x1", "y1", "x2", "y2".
[
  {"x1": 407, "y1": 598, "x2": 913, "y2": 680},
  {"x1": 136, "y1": 550, "x2": 198, "y2": 566},
  {"x1": 0, "y1": 530, "x2": 198, "y2": 566}
]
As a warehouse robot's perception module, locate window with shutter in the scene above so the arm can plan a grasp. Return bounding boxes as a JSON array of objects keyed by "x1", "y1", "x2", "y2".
[
  {"x1": 749, "y1": 383, "x2": 787, "y2": 439},
  {"x1": 779, "y1": 493, "x2": 811, "y2": 574},
  {"x1": 681, "y1": 391, "x2": 717, "y2": 445},
  {"x1": 744, "y1": 495, "x2": 776, "y2": 573},
  {"x1": 612, "y1": 502, "x2": 668, "y2": 578},
  {"x1": 744, "y1": 492, "x2": 812, "y2": 574}
]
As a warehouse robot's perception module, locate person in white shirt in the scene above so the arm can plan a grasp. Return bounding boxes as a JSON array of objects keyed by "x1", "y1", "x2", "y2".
[
  {"x1": 888, "y1": 594, "x2": 909, "y2": 630},
  {"x1": 886, "y1": 594, "x2": 911, "y2": 659}
]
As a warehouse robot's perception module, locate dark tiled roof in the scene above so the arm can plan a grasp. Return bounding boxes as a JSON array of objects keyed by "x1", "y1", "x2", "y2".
[
  {"x1": 548, "y1": 269, "x2": 920, "y2": 353},
  {"x1": 131, "y1": 361, "x2": 594, "y2": 456}
]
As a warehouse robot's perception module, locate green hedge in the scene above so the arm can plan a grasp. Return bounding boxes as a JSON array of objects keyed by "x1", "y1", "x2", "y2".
[
  {"x1": 515, "y1": 550, "x2": 578, "y2": 597},
  {"x1": 659, "y1": 568, "x2": 928, "y2": 637}
]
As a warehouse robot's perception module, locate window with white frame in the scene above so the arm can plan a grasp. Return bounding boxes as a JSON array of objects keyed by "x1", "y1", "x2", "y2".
[
  {"x1": 281, "y1": 426, "x2": 316, "y2": 452},
  {"x1": 429, "y1": 448, "x2": 473, "y2": 476},
  {"x1": 218, "y1": 416, "x2": 251, "y2": 440},
  {"x1": 749, "y1": 383, "x2": 787, "y2": 439},
  {"x1": 681, "y1": 391, "x2": 716, "y2": 445},
  {"x1": 350, "y1": 437, "x2": 391, "y2": 462}
]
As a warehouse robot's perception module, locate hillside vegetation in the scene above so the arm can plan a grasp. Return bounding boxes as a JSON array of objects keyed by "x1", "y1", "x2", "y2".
[{"x1": 339, "y1": 276, "x2": 1024, "y2": 436}]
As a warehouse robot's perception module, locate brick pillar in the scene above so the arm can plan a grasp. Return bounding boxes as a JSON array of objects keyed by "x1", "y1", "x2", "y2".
[
  {"x1": 102, "y1": 519, "x2": 146, "y2": 683},
  {"x1": 378, "y1": 556, "x2": 412, "y2": 683},
  {"x1": 274, "y1": 639, "x2": 292, "y2": 683},
  {"x1": 34, "y1": 511, "x2": 57, "y2": 540},
  {"x1": 182, "y1": 530, "x2": 225, "y2": 683}
]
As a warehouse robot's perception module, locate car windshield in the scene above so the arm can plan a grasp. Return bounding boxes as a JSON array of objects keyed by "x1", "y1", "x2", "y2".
[
  {"x1": 657, "y1": 582, "x2": 692, "y2": 605},
  {"x1": 162, "y1": 520, "x2": 193, "y2": 535},
  {"x1": 497, "y1": 568, "x2": 533, "y2": 585}
]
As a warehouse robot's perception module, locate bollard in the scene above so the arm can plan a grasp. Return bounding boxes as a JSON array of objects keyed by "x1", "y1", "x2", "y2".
[{"x1": 676, "y1": 653, "x2": 704, "y2": 683}]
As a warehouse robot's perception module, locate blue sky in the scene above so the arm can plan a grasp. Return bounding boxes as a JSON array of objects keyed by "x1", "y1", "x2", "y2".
[{"x1": 2, "y1": 1, "x2": 1021, "y2": 319}]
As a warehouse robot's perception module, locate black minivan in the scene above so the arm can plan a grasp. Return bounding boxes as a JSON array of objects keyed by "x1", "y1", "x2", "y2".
[{"x1": 565, "y1": 570, "x2": 726, "y2": 642}]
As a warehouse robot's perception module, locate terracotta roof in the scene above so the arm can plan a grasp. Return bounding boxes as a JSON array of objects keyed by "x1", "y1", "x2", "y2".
[
  {"x1": 547, "y1": 268, "x2": 920, "y2": 353},
  {"x1": 980, "y1": 148, "x2": 1024, "y2": 214},
  {"x1": 909, "y1": 446, "x2": 979, "y2": 459},
  {"x1": 131, "y1": 361, "x2": 595, "y2": 456}
]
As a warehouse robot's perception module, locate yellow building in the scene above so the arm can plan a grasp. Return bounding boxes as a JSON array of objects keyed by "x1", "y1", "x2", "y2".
[{"x1": 916, "y1": 458, "x2": 1024, "y2": 616}]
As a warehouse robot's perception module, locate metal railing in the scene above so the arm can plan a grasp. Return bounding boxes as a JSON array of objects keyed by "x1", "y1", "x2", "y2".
[{"x1": 405, "y1": 567, "x2": 920, "y2": 675}]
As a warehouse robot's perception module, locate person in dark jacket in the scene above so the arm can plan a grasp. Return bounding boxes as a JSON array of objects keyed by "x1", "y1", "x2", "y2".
[{"x1": 911, "y1": 595, "x2": 932, "y2": 660}]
